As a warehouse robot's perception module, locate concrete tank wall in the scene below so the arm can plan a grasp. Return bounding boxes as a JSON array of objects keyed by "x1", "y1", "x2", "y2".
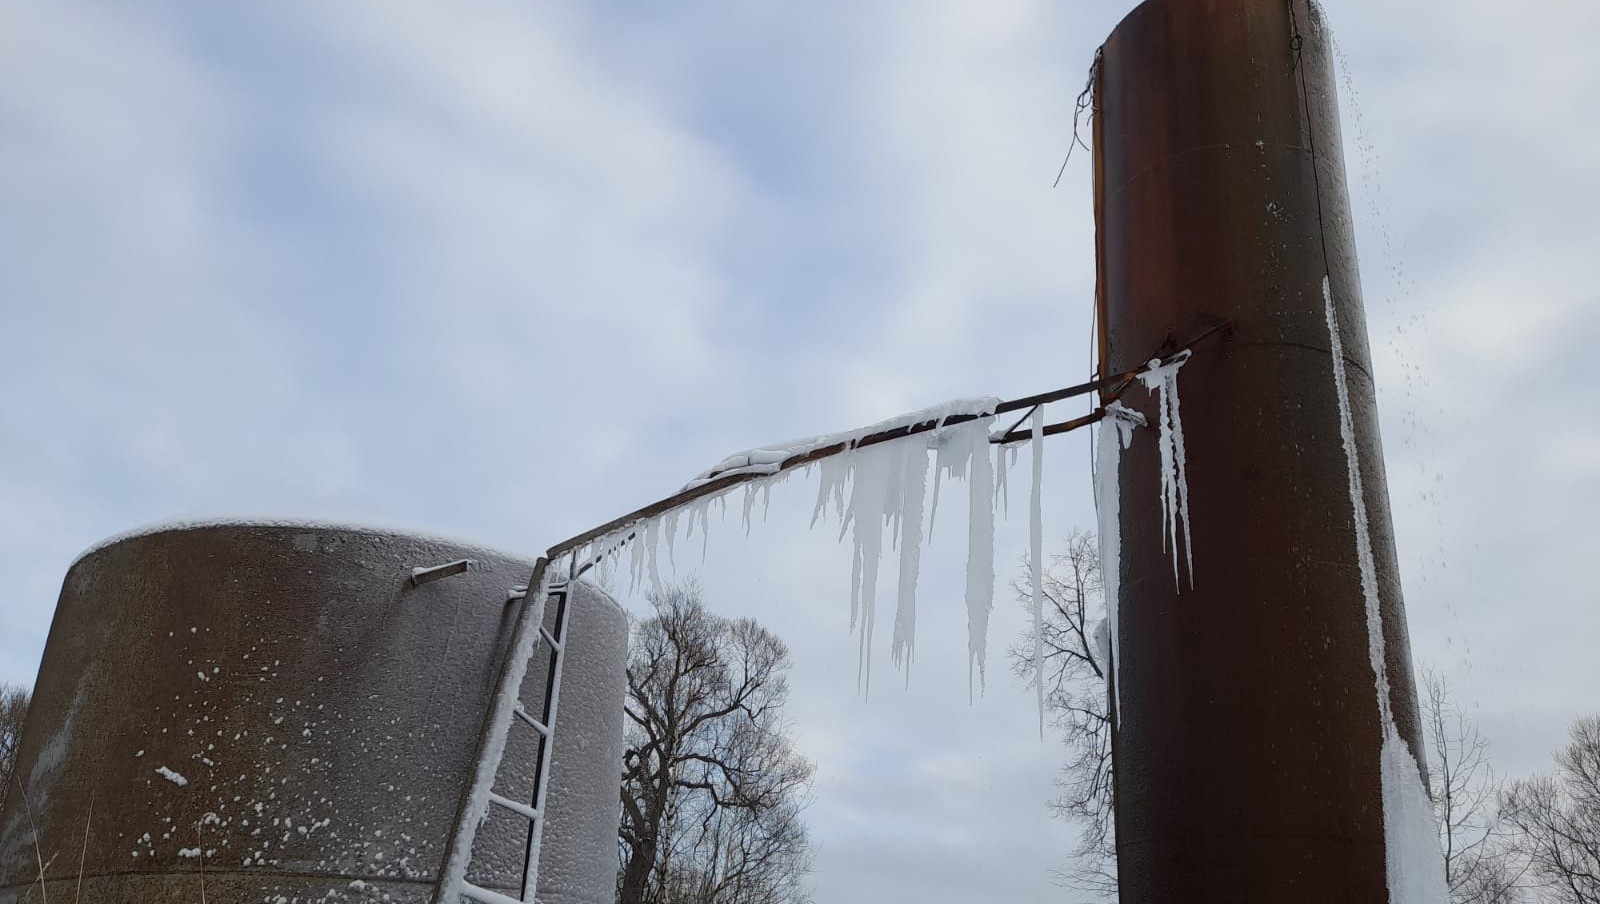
[{"x1": 0, "y1": 521, "x2": 627, "y2": 904}]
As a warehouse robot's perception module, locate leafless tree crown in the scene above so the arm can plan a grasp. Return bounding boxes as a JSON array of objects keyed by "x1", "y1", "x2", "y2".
[
  {"x1": 619, "y1": 583, "x2": 813, "y2": 904},
  {"x1": 1008, "y1": 530, "x2": 1116, "y2": 898},
  {"x1": 0, "y1": 685, "x2": 28, "y2": 794},
  {"x1": 1421, "y1": 668, "x2": 1526, "y2": 904},
  {"x1": 1501, "y1": 714, "x2": 1600, "y2": 904}
]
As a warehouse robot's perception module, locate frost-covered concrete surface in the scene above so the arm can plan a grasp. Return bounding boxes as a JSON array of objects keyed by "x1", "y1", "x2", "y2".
[{"x1": 0, "y1": 1, "x2": 1596, "y2": 902}]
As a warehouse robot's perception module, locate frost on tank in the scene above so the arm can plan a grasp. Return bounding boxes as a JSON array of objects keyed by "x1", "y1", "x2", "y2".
[{"x1": 155, "y1": 766, "x2": 188, "y2": 786}]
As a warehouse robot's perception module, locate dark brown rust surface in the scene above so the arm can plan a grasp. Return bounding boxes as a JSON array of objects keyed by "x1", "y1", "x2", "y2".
[
  {"x1": 0, "y1": 522, "x2": 627, "y2": 904},
  {"x1": 1095, "y1": 1, "x2": 1426, "y2": 901}
]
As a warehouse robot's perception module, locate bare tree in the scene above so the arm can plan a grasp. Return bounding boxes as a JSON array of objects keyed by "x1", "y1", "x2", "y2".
[
  {"x1": 1421, "y1": 668, "x2": 1525, "y2": 904},
  {"x1": 1008, "y1": 530, "x2": 1116, "y2": 898},
  {"x1": 619, "y1": 583, "x2": 813, "y2": 904},
  {"x1": 1500, "y1": 715, "x2": 1600, "y2": 904},
  {"x1": 0, "y1": 685, "x2": 28, "y2": 793}
]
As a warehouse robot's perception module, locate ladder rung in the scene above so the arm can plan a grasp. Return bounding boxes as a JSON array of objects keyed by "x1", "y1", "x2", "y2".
[
  {"x1": 539, "y1": 626, "x2": 564, "y2": 652},
  {"x1": 460, "y1": 881, "x2": 528, "y2": 904},
  {"x1": 488, "y1": 792, "x2": 541, "y2": 823},
  {"x1": 513, "y1": 703, "x2": 552, "y2": 737}
]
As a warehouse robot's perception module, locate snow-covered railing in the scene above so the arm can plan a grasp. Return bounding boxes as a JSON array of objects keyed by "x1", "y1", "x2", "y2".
[
  {"x1": 543, "y1": 321, "x2": 1227, "y2": 567},
  {"x1": 534, "y1": 322, "x2": 1226, "y2": 705}
]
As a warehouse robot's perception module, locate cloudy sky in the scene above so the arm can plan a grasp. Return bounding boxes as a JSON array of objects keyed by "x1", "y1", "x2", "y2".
[{"x1": 2, "y1": 1, "x2": 1596, "y2": 901}]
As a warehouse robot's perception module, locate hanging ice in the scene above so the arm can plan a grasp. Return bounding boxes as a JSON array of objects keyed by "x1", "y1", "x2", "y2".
[
  {"x1": 1090, "y1": 618, "x2": 1111, "y2": 674},
  {"x1": 1138, "y1": 351, "x2": 1195, "y2": 589},
  {"x1": 1325, "y1": 276, "x2": 1449, "y2": 904},
  {"x1": 891, "y1": 436, "x2": 929, "y2": 676},
  {"x1": 846, "y1": 441, "x2": 893, "y2": 696},
  {"x1": 962, "y1": 420, "x2": 996, "y2": 698},
  {"x1": 1028, "y1": 406, "x2": 1046, "y2": 735},
  {"x1": 644, "y1": 395, "x2": 1003, "y2": 696},
  {"x1": 1095, "y1": 401, "x2": 1144, "y2": 725},
  {"x1": 644, "y1": 517, "x2": 663, "y2": 599}
]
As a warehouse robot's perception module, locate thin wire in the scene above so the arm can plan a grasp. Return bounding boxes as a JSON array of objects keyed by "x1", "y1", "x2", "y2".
[{"x1": 1054, "y1": 47, "x2": 1103, "y2": 189}]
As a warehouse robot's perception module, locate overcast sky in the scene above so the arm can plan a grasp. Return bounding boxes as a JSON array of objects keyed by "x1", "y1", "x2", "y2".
[{"x1": 2, "y1": 1, "x2": 1597, "y2": 902}]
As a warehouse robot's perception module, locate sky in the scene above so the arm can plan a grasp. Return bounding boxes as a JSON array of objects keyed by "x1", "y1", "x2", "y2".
[{"x1": 1, "y1": 1, "x2": 1597, "y2": 902}]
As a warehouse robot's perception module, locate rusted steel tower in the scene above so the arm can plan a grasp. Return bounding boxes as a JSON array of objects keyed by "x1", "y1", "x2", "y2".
[{"x1": 1095, "y1": 0, "x2": 1431, "y2": 900}]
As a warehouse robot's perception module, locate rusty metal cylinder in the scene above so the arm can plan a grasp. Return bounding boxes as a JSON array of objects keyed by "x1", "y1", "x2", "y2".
[
  {"x1": 1095, "y1": 1, "x2": 1427, "y2": 901},
  {"x1": 0, "y1": 521, "x2": 627, "y2": 904}
]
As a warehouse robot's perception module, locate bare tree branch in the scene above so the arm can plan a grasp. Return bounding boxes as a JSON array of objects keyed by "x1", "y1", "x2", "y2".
[
  {"x1": 619, "y1": 583, "x2": 814, "y2": 904},
  {"x1": 1008, "y1": 529, "x2": 1117, "y2": 899},
  {"x1": 0, "y1": 685, "x2": 29, "y2": 795},
  {"x1": 1502, "y1": 715, "x2": 1600, "y2": 904}
]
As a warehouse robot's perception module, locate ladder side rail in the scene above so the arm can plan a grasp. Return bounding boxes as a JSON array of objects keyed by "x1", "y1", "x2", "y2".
[
  {"x1": 434, "y1": 557, "x2": 554, "y2": 903},
  {"x1": 520, "y1": 584, "x2": 573, "y2": 901}
]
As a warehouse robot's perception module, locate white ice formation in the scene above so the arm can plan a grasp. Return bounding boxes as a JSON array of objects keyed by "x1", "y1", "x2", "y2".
[
  {"x1": 1028, "y1": 407, "x2": 1046, "y2": 735},
  {"x1": 155, "y1": 766, "x2": 188, "y2": 787},
  {"x1": 1094, "y1": 401, "x2": 1145, "y2": 725},
  {"x1": 1138, "y1": 350, "x2": 1195, "y2": 590},
  {"x1": 1324, "y1": 276, "x2": 1449, "y2": 903},
  {"x1": 572, "y1": 397, "x2": 1004, "y2": 699}
]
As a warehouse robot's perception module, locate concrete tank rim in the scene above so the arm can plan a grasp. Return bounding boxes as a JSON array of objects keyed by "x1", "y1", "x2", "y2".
[
  {"x1": 68, "y1": 516, "x2": 629, "y2": 618},
  {"x1": 69, "y1": 516, "x2": 538, "y2": 572}
]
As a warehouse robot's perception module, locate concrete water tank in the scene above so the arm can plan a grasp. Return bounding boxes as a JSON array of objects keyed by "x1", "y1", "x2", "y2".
[{"x1": 0, "y1": 521, "x2": 627, "y2": 904}]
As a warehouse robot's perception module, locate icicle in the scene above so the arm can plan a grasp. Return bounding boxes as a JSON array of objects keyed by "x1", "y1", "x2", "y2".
[
  {"x1": 1138, "y1": 350, "x2": 1195, "y2": 589},
  {"x1": 1324, "y1": 276, "x2": 1449, "y2": 903},
  {"x1": 963, "y1": 419, "x2": 996, "y2": 699},
  {"x1": 645, "y1": 517, "x2": 663, "y2": 599},
  {"x1": 1029, "y1": 406, "x2": 1046, "y2": 736},
  {"x1": 629, "y1": 520, "x2": 646, "y2": 595},
  {"x1": 891, "y1": 437, "x2": 929, "y2": 677},
  {"x1": 812, "y1": 453, "x2": 848, "y2": 528},
  {"x1": 847, "y1": 443, "x2": 893, "y2": 696},
  {"x1": 885, "y1": 443, "x2": 906, "y2": 550},
  {"x1": 928, "y1": 424, "x2": 972, "y2": 542},
  {"x1": 995, "y1": 437, "x2": 1011, "y2": 518},
  {"x1": 762, "y1": 482, "x2": 773, "y2": 522},
  {"x1": 849, "y1": 542, "x2": 863, "y2": 630},
  {"x1": 742, "y1": 484, "x2": 758, "y2": 535},
  {"x1": 663, "y1": 510, "x2": 680, "y2": 571},
  {"x1": 699, "y1": 496, "x2": 713, "y2": 562},
  {"x1": 1095, "y1": 402, "x2": 1144, "y2": 725}
]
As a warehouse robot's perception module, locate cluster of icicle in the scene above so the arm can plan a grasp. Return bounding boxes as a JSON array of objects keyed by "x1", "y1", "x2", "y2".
[
  {"x1": 569, "y1": 398, "x2": 1012, "y2": 700},
  {"x1": 567, "y1": 364, "x2": 1196, "y2": 721},
  {"x1": 1093, "y1": 349, "x2": 1194, "y2": 726}
]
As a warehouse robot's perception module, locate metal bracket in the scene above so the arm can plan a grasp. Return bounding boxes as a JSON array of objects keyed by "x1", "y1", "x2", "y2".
[{"x1": 410, "y1": 559, "x2": 473, "y2": 587}]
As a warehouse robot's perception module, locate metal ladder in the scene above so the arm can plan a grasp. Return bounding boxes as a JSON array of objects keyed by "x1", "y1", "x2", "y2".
[{"x1": 435, "y1": 556, "x2": 573, "y2": 904}]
